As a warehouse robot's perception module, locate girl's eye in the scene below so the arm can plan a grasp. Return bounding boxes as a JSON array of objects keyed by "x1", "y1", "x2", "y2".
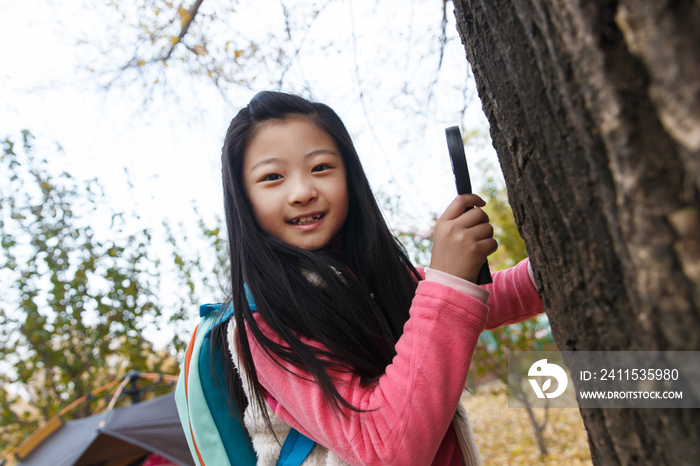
[
  {"x1": 312, "y1": 164, "x2": 331, "y2": 173},
  {"x1": 262, "y1": 173, "x2": 282, "y2": 181}
]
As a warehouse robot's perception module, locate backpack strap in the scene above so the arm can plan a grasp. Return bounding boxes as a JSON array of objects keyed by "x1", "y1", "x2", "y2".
[
  {"x1": 175, "y1": 306, "x2": 256, "y2": 466},
  {"x1": 176, "y1": 297, "x2": 317, "y2": 466},
  {"x1": 277, "y1": 428, "x2": 316, "y2": 466},
  {"x1": 175, "y1": 322, "x2": 207, "y2": 466},
  {"x1": 199, "y1": 318, "x2": 257, "y2": 464}
]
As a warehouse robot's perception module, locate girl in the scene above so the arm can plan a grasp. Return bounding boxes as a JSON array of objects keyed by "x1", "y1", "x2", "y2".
[{"x1": 214, "y1": 91, "x2": 543, "y2": 466}]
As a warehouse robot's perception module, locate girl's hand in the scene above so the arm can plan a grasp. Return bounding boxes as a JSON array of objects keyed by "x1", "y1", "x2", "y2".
[{"x1": 430, "y1": 194, "x2": 498, "y2": 283}]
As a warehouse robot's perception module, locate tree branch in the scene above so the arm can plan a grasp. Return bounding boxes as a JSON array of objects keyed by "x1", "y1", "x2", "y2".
[{"x1": 162, "y1": 0, "x2": 205, "y2": 62}]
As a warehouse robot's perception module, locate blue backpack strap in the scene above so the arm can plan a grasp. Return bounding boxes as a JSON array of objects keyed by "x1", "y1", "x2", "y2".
[{"x1": 277, "y1": 428, "x2": 316, "y2": 466}]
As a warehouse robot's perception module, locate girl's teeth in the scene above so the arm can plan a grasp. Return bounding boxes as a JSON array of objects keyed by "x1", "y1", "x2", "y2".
[{"x1": 291, "y1": 214, "x2": 322, "y2": 225}]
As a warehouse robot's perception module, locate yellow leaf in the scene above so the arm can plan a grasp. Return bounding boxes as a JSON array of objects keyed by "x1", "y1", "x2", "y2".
[
  {"x1": 171, "y1": 35, "x2": 180, "y2": 45},
  {"x1": 178, "y1": 5, "x2": 191, "y2": 26},
  {"x1": 137, "y1": 60, "x2": 146, "y2": 67}
]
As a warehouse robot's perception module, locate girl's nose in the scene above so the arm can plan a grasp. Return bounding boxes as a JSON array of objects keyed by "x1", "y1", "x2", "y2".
[{"x1": 289, "y1": 179, "x2": 317, "y2": 205}]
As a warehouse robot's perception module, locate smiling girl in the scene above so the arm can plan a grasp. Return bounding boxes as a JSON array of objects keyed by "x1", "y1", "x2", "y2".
[
  {"x1": 209, "y1": 91, "x2": 543, "y2": 466},
  {"x1": 242, "y1": 117, "x2": 348, "y2": 252}
]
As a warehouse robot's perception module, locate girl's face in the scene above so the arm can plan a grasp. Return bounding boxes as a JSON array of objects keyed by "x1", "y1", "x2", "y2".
[{"x1": 243, "y1": 117, "x2": 349, "y2": 251}]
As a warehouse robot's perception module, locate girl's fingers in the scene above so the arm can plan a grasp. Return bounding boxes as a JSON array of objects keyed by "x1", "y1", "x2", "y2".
[
  {"x1": 453, "y1": 206, "x2": 490, "y2": 228},
  {"x1": 486, "y1": 238, "x2": 499, "y2": 256},
  {"x1": 477, "y1": 235, "x2": 499, "y2": 256},
  {"x1": 469, "y1": 222, "x2": 495, "y2": 241},
  {"x1": 440, "y1": 194, "x2": 486, "y2": 221}
]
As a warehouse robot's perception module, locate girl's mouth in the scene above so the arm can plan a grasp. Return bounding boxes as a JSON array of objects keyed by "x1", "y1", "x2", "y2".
[{"x1": 288, "y1": 213, "x2": 325, "y2": 225}]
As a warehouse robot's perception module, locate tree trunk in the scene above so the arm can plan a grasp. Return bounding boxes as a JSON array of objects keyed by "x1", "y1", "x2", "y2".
[{"x1": 452, "y1": 0, "x2": 700, "y2": 464}]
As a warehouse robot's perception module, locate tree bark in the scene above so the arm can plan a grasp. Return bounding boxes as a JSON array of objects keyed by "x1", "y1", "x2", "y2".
[{"x1": 452, "y1": 0, "x2": 700, "y2": 464}]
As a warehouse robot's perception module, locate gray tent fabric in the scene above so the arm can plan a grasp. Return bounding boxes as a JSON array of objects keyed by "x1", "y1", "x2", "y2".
[
  {"x1": 18, "y1": 393, "x2": 195, "y2": 466},
  {"x1": 17, "y1": 413, "x2": 109, "y2": 466}
]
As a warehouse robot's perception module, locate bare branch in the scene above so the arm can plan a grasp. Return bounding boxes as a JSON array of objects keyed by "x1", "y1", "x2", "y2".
[
  {"x1": 421, "y1": 0, "x2": 449, "y2": 111},
  {"x1": 348, "y1": 0, "x2": 421, "y2": 217},
  {"x1": 162, "y1": 0, "x2": 206, "y2": 62}
]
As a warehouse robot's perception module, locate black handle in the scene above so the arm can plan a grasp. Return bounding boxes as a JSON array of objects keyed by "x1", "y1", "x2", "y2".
[
  {"x1": 446, "y1": 126, "x2": 493, "y2": 285},
  {"x1": 476, "y1": 261, "x2": 492, "y2": 284}
]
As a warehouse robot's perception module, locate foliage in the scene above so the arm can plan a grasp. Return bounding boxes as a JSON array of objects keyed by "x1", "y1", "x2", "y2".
[
  {"x1": 0, "y1": 132, "x2": 184, "y2": 452},
  {"x1": 462, "y1": 383, "x2": 592, "y2": 465},
  {"x1": 163, "y1": 212, "x2": 230, "y2": 345}
]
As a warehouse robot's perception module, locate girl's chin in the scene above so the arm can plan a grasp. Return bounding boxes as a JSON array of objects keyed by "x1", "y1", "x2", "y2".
[{"x1": 285, "y1": 235, "x2": 330, "y2": 251}]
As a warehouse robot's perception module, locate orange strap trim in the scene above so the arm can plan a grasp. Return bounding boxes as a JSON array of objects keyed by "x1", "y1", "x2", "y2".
[
  {"x1": 183, "y1": 324, "x2": 199, "y2": 399},
  {"x1": 183, "y1": 324, "x2": 205, "y2": 465},
  {"x1": 190, "y1": 424, "x2": 206, "y2": 466}
]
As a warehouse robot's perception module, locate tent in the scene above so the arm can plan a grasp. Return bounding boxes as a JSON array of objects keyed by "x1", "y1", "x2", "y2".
[{"x1": 15, "y1": 392, "x2": 194, "y2": 466}]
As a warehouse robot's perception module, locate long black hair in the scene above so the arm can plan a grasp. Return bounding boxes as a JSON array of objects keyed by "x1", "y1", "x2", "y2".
[{"x1": 214, "y1": 91, "x2": 421, "y2": 428}]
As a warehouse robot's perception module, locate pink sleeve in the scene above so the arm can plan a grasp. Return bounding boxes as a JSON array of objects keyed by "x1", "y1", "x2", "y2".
[
  {"x1": 420, "y1": 258, "x2": 543, "y2": 330},
  {"x1": 424, "y1": 268, "x2": 490, "y2": 303},
  {"x1": 249, "y1": 280, "x2": 488, "y2": 466},
  {"x1": 481, "y1": 258, "x2": 544, "y2": 330}
]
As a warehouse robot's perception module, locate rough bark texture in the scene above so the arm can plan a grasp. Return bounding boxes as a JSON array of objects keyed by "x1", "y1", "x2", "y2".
[{"x1": 452, "y1": 0, "x2": 700, "y2": 464}]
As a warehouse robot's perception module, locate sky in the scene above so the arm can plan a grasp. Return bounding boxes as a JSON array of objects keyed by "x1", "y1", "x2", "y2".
[{"x1": 1, "y1": 0, "x2": 501, "y2": 345}]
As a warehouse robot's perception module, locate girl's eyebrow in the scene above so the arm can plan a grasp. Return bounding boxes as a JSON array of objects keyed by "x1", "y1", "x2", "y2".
[
  {"x1": 249, "y1": 149, "x2": 340, "y2": 171},
  {"x1": 250, "y1": 157, "x2": 282, "y2": 171},
  {"x1": 305, "y1": 149, "x2": 340, "y2": 158}
]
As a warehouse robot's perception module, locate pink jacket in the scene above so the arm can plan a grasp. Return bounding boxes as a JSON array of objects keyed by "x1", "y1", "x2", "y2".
[{"x1": 246, "y1": 259, "x2": 543, "y2": 465}]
